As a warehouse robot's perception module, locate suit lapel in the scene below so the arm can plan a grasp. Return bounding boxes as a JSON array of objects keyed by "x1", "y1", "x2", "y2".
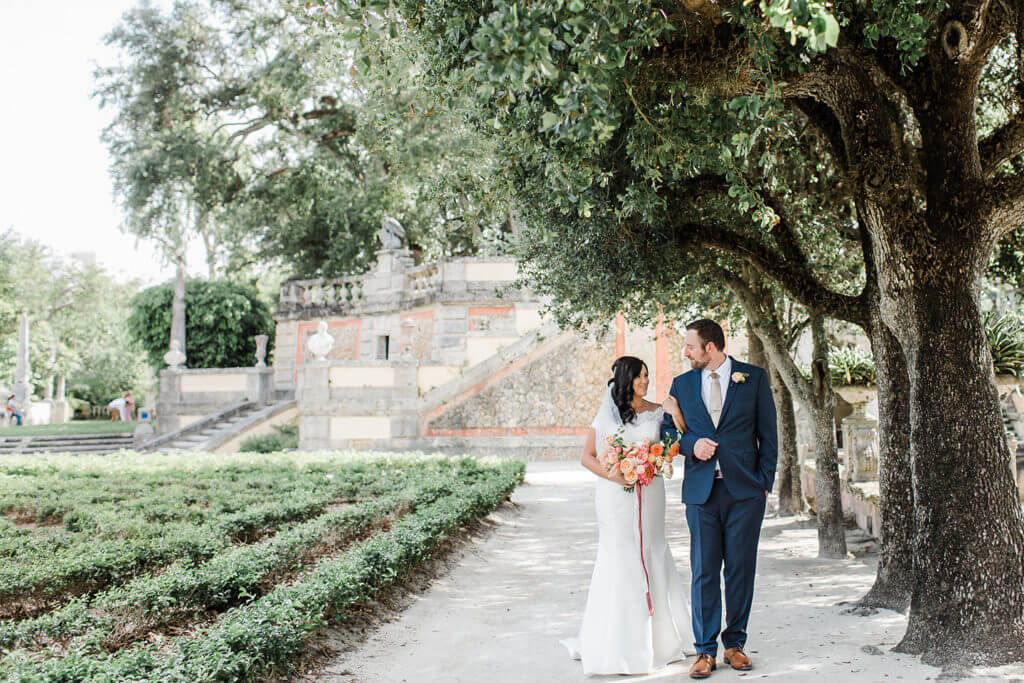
[{"x1": 717, "y1": 357, "x2": 742, "y2": 428}]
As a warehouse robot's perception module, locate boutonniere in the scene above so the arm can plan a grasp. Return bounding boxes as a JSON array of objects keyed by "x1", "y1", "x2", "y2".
[{"x1": 732, "y1": 372, "x2": 749, "y2": 383}]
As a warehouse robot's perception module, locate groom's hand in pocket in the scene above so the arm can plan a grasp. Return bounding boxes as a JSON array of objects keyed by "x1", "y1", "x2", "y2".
[{"x1": 694, "y1": 438, "x2": 718, "y2": 461}]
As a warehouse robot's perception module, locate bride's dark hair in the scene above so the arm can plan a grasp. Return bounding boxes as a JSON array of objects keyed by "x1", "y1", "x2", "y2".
[{"x1": 609, "y1": 356, "x2": 648, "y2": 425}]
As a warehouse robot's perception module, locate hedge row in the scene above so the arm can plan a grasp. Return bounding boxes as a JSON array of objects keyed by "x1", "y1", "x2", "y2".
[
  {"x1": 0, "y1": 475, "x2": 457, "y2": 653},
  {"x1": 0, "y1": 459, "x2": 524, "y2": 682},
  {"x1": 0, "y1": 488, "x2": 343, "y2": 612}
]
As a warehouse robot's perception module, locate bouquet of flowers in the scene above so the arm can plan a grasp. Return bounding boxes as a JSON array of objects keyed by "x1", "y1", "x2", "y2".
[{"x1": 599, "y1": 431, "x2": 680, "y2": 492}]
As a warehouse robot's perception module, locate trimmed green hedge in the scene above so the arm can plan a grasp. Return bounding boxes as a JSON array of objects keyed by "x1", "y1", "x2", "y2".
[
  {"x1": 0, "y1": 476, "x2": 458, "y2": 652},
  {"x1": 0, "y1": 459, "x2": 524, "y2": 681}
]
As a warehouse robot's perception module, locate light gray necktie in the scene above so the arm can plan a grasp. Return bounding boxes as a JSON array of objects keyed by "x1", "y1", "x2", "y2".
[{"x1": 709, "y1": 371, "x2": 722, "y2": 428}]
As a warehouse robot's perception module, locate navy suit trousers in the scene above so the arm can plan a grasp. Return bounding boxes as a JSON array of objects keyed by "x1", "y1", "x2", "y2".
[{"x1": 685, "y1": 478, "x2": 766, "y2": 656}]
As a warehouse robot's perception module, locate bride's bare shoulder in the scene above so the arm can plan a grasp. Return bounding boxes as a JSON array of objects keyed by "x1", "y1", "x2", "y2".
[{"x1": 640, "y1": 399, "x2": 662, "y2": 412}]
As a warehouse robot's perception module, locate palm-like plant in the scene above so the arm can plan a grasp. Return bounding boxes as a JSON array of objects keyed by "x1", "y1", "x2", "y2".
[
  {"x1": 828, "y1": 346, "x2": 877, "y2": 386},
  {"x1": 985, "y1": 313, "x2": 1024, "y2": 377}
]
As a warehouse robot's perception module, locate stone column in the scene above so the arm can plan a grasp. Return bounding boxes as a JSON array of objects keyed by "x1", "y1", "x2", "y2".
[
  {"x1": 14, "y1": 309, "x2": 31, "y2": 413},
  {"x1": 170, "y1": 256, "x2": 187, "y2": 368},
  {"x1": 50, "y1": 373, "x2": 70, "y2": 424}
]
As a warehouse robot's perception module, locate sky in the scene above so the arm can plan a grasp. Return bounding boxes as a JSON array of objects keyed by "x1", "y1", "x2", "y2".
[{"x1": 0, "y1": 0, "x2": 208, "y2": 285}]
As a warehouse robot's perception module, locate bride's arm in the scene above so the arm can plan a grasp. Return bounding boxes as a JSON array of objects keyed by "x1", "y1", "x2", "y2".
[
  {"x1": 581, "y1": 428, "x2": 629, "y2": 486},
  {"x1": 662, "y1": 394, "x2": 687, "y2": 433}
]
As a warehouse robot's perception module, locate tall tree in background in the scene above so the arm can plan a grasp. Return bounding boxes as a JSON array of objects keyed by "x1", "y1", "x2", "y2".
[{"x1": 97, "y1": 0, "x2": 514, "y2": 281}]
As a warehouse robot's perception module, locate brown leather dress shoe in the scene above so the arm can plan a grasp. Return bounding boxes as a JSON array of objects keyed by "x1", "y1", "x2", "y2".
[
  {"x1": 723, "y1": 647, "x2": 753, "y2": 670},
  {"x1": 689, "y1": 653, "x2": 717, "y2": 679}
]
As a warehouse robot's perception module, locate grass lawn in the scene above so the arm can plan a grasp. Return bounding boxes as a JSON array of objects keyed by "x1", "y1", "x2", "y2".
[
  {"x1": 0, "y1": 450, "x2": 524, "y2": 680},
  {"x1": 0, "y1": 421, "x2": 137, "y2": 437}
]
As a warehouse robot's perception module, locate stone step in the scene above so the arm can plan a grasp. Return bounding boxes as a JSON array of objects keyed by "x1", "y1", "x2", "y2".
[
  {"x1": 0, "y1": 436, "x2": 134, "y2": 445},
  {"x1": 13, "y1": 445, "x2": 131, "y2": 455}
]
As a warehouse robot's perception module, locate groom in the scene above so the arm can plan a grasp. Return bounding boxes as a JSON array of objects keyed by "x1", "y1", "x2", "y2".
[{"x1": 661, "y1": 319, "x2": 777, "y2": 679}]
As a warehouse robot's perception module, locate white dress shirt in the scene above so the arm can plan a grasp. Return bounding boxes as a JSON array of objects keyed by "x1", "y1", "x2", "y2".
[{"x1": 701, "y1": 355, "x2": 732, "y2": 475}]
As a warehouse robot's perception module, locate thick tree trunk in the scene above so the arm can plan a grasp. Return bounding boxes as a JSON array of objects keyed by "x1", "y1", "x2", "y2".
[
  {"x1": 854, "y1": 310, "x2": 913, "y2": 613},
  {"x1": 809, "y1": 314, "x2": 846, "y2": 558},
  {"x1": 771, "y1": 364, "x2": 803, "y2": 516},
  {"x1": 888, "y1": 280, "x2": 1024, "y2": 664}
]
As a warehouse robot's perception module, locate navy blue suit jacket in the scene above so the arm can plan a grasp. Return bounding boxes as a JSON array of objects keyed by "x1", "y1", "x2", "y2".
[{"x1": 661, "y1": 358, "x2": 778, "y2": 504}]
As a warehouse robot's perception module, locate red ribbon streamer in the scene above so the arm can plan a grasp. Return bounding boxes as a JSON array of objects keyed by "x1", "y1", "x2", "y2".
[{"x1": 637, "y1": 484, "x2": 653, "y2": 616}]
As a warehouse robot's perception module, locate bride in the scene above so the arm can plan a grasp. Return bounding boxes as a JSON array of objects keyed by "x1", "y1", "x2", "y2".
[{"x1": 562, "y1": 356, "x2": 691, "y2": 675}]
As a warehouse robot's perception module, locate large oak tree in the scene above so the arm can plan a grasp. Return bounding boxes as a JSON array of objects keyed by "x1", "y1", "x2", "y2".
[{"x1": 368, "y1": 0, "x2": 1024, "y2": 664}]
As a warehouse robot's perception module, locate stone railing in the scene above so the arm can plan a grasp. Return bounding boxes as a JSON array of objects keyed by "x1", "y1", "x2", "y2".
[
  {"x1": 276, "y1": 252, "x2": 525, "y2": 320},
  {"x1": 406, "y1": 263, "x2": 441, "y2": 299},
  {"x1": 280, "y1": 276, "x2": 368, "y2": 312}
]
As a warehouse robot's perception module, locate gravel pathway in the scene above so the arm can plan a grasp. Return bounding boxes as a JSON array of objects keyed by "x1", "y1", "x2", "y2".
[{"x1": 315, "y1": 462, "x2": 1023, "y2": 682}]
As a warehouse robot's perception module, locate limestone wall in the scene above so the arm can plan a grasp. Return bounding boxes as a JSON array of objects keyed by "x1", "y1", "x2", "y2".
[{"x1": 425, "y1": 336, "x2": 614, "y2": 434}]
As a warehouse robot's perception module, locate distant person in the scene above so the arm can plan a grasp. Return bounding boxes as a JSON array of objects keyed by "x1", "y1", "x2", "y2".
[
  {"x1": 107, "y1": 396, "x2": 127, "y2": 421},
  {"x1": 6, "y1": 395, "x2": 22, "y2": 426},
  {"x1": 123, "y1": 391, "x2": 135, "y2": 421}
]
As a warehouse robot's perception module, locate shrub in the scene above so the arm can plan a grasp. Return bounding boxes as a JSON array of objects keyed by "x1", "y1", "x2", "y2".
[{"x1": 239, "y1": 422, "x2": 299, "y2": 453}]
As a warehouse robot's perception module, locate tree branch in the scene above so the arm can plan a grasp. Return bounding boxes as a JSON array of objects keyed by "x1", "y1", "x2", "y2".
[
  {"x1": 711, "y1": 264, "x2": 814, "y2": 405},
  {"x1": 668, "y1": 218, "x2": 868, "y2": 326},
  {"x1": 985, "y1": 168, "x2": 1024, "y2": 238},
  {"x1": 979, "y1": 114, "x2": 1024, "y2": 177}
]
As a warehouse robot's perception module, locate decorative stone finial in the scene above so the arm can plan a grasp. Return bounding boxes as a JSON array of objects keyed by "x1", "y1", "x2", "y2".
[
  {"x1": 308, "y1": 320, "x2": 335, "y2": 361},
  {"x1": 254, "y1": 335, "x2": 269, "y2": 367}
]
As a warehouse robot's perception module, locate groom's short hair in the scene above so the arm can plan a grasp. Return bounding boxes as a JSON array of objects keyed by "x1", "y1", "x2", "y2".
[{"x1": 686, "y1": 318, "x2": 726, "y2": 353}]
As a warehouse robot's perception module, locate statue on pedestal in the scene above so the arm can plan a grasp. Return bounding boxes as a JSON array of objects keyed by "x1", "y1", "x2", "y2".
[
  {"x1": 379, "y1": 216, "x2": 405, "y2": 251},
  {"x1": 164, "y1": 339, "x2": 187, "y2": 370},
  {"x1": 308, "y1": 321, "x2": 335, "y2": 361}
]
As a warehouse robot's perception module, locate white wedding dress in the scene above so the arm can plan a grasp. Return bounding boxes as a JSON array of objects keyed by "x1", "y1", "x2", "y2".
[{"x1": 562, "y1": 404, "x2": 690, "y2": 675}]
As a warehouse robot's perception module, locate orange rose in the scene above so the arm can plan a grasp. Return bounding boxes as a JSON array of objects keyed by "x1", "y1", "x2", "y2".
[
  {"x1": 620, "y1": 458, "x2": 635, "y2": 474},
  {"x1": 623, "y1": 469, "x2": 639, "y2": 485},
  {"x1": 668, "y1": 443, "x2": 680, "y2": 457},
  {"x1": 651, "y1": 443, "x2": 664, "y2": 458}
]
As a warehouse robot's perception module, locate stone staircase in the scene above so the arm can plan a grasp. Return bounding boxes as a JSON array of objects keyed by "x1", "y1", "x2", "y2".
[
  {"x1": 0, "y1": 432, "x2": 135, "y2": 456},
  {"x1": 145, "y1": 402, "x2": 264, "y2": 452},
  {"x1": 140, "y1": 399, "x2": 296, "y2": 453}
]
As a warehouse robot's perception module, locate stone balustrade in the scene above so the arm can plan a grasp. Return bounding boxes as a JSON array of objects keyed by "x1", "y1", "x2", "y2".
[
  {"x1": 280, "y1": 276, "x2": 368, "y2": 313},
  {"x1": 276, "y1": 252, "x2": 526, "y2": 321}
]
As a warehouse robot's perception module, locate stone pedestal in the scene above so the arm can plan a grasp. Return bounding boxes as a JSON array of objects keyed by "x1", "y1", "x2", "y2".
[
  {"x1": 156, "y1": 369, "x2": 182, "y2": 434},
  {"x1": 133, "y1": 405, "x2": 155, "y2": 448},
  {"x1": 837, "y1": 385, "x2": 879, "y2": 482},
  {"x1": 297, "y1": 361, "x2": 330, "y2": 450},
  {"x1": 248, "y1": 367, "x2": 274, "y2": 405},
  {"x1": 49, "y1": 400, "x2": 71, "y2": 424}
]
